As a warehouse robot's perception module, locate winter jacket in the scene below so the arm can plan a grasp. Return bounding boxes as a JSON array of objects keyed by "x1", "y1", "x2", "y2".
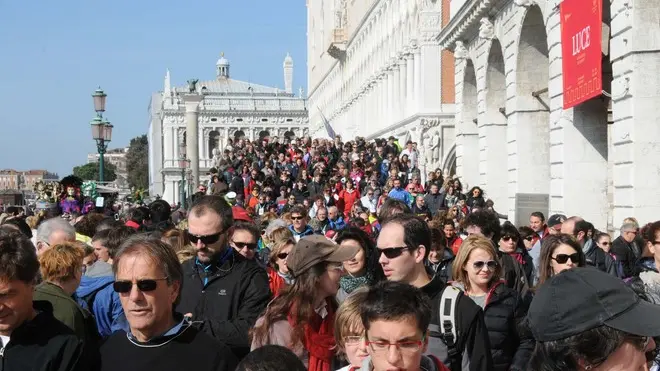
[
  {"x1": 497, "y1": 251, "x2": 530, "y2": 300},
  {"x1": 583, "y1": 239, "x2": 619, "y2": 277},
  {"x1": 328, "y1": 217, "x2": 347, "y2": 231},
  {"x1": 176, "y1": 250, "x2": 271, "y2": 359},
  {"x1": 388, "y1": 187, "x2": 411, "y2": 206},
  {"x1": 411, "y1": 203, "x2": 431, "y2": 218},
  {"x1": 422, "y1": 274, "x2": 493, "y2": 371},
  {"x1": 288, "y1": 224, "x2": 314, "y2": 241},
  {"x1": 34, "y1": 282, "x2": 99, "y2": 347},
  {"x1": 453, "y1": 282, "x2": 534, "y2": 371},
  {"x1": 612, "y1": 236, "x2": 638, "y2": 278},
  {"x1": 75, "y1": 275, "x2": 127, "y2": 339},
  {"x1": 0, "y1": 301, "x2": 96, "y2": 371},
  {"x1": 307, "y1": 181, "x2": 324, "y2": 198},
  {"x1": 428, "y1": 249, "x2": 455, "y2": 282},
  {"x1": 424, "y1": 193, "x2": 444, "y2": 215},
  {"x1": 339, "y1": 189, "x2": 360, "y2": 217},
  {"x1": 229, "y1": 176, "x2": 244, "y2": 196}
]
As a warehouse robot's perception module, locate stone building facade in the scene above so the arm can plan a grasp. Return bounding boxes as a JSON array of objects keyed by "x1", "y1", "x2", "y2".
[
  {"x1": 88, "y1": 147, "x2": 129, "y2": 187},
  {"x1": 148, "y1": 54, "x2": 309, "y2": 204},
  {"x1": 440, "y1": 0, "x2": 660, "y2": 228},
  {"x1": 307, "y1": 0, "x2": 458, "y2": 178}
]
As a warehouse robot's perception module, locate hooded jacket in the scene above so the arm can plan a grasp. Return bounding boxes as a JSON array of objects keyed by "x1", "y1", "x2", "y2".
[
  {"x1": 427, "y1": 249, "x2": 455, "y2": 282},
  {"x1": 0, "y1": 301, "x2": 95, "y2": 371},
  {"x1": 451, "y1": 281, "x2": 534, "y2": 371},
  {"x1": 75, "y1": 275, "x2": 127, "y2": 338},
  {"x1": 288, "y1": 224, "x2": 314, "y2": 241}
]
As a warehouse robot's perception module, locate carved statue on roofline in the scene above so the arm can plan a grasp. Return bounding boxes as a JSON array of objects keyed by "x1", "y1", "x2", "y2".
[{"x1": 187, "y1": 79, "x2": 199, "y2": 93}]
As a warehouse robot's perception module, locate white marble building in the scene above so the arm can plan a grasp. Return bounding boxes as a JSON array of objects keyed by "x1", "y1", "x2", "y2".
[
  {"x1": 148, "y1": 54, "x2": 309, "y2": 203},
  {"x1": 440, "y1": 0, "x2": 660, "y2": 228},
  {"x1": 306, "y1": 0, "x2": 458, "y2": 178}
]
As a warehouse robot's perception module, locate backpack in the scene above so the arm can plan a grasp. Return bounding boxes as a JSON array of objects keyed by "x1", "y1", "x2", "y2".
[{"x1": 427, "y1": 286, "x2": 463, "y2": 371}]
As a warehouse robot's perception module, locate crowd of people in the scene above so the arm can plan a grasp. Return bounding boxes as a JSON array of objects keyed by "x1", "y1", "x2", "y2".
[{"x1": 0, "y1": 133, "x2": 659, "y2": 371}]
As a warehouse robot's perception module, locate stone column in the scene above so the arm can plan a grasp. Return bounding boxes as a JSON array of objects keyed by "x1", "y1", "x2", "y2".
[
  {"x1": 182, "y1": 94, "x2": 203, "y2": 188},
  {"x1": 392, "y1": 65, "x2": 401, "y2": 122},
  {"x1": 413, "y1": 49, "x2": 422, "y2": 113},
  {"x1": 399, "y1": 59, "x2": 407, "y2": 119},
  {"x1": 420, "y1": 42, "x2": 442, "y2": 113},
  {"x1": 406, "y1": 56, "x2": 414, "y2": 116},
  {"x1": 163, "y1": 124, "x2": 173, "y2": 162},
  {"x1": 387, "y1": 70, "x2": 394, "y2": 123}
]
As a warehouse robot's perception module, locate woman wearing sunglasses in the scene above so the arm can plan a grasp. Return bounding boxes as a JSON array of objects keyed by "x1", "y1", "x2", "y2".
[
  {"x1": 251, "y1": 235, "x2": 360, "y2": 371},
  {"x1": 267, "y1": 236, "x2": 296, "y2": 297},
  {"x1": 499, "y1": 222, "x2": 534, "y2": 285},
  {"x1": 451, "y1": 235, "x2": 534, "y2": 371},
  {"x1": 537, "y1": 234, "x2": 586, "y2": 285}
]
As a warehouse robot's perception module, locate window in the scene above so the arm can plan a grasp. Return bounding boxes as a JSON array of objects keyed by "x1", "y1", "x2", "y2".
[
  {"x1": 261, "y1": 118, "x2": 268, "y2": 122},
  {"x1": 236, "y1": 118, "x2": 243, "y2": 122},
  {"x1": 286, "y1": 118, "x2": 293, "y2": 122},
  {"x1": 211, "y1": 118, "x2": 218, "y2": 122}
]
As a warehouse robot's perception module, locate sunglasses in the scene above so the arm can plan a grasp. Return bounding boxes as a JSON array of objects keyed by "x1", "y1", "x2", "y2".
[
  {"x1": 524, "y1": 236, "x2": 534, "y2": 241},
  {"x1": 501, "y1": 236, "x2": 518, "y2": 242},
  {"x1": 473, "y1": 260, "x2": 498, "y2": 270},
  {"x1": 377, "y1": 246, "x2": 408, "y2": 259},
  {"x1": 277, "y1": 252, "x2": 289, "y2": 260},
  {"x1": 187, "y1": 230, "x2": 223, "y2": 245},
  {"x1": 113, "y1": 278, "x2": 167, "y2": 293},
  {"x1": 233, "y1": 241, "x2": 258, "y2": 250},
  {"x1": 600, "y1": 242, "x2": 610, "y2": 246},
  {"x1": 291, "y1": 216, "x2": 304, "y2": 221},
  {"x1": 552, "y1": 253, "x2": 580, "y2": 264}
]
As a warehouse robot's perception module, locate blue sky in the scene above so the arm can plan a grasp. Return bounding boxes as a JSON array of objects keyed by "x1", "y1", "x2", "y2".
[{"x1": 0, "y1": 0, "x2": 307, "y2": 177}]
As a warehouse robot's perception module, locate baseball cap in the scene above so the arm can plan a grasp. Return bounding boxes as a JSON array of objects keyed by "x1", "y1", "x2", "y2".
[
  {"x1": 528, "y1": 267, "x2": 660, "y2": 342},
  {"x1": 287, "y1": 235, "x2": 359, "y2": 277},
  {"x1": 547, "y1": 214, "x2": 567, "y2": 230}
]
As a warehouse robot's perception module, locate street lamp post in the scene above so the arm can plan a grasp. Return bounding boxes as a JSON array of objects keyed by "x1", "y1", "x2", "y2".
[
  {"x1": 91, "y1": 87, "x2": 113, "y2": 183},
  {"x1": 178, "y1": 144, "x2": 190, "y2": 209}
]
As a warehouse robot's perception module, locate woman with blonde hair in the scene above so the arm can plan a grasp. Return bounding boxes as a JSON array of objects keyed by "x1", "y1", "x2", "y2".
[
  {"x1": 161, "y1": 228, "x2": 194, "y2": 263},
  {"x1": 34, "y1": 241, "x2": 99, "y2": 345},
  {"x1": 451, "y1": 235, "x2": 533, "y2": 371},
  {"x1": 333, "y1": 288, "x2": 369, "y2": 371}
]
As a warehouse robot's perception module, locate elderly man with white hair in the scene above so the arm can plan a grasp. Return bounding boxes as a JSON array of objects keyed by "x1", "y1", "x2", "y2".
[
  {"x1": 612, "y1": 221, "x2": 641, "y2": 278},
  {"x1": 35, "y1": 217, "x2": 76, "y2": 255}
]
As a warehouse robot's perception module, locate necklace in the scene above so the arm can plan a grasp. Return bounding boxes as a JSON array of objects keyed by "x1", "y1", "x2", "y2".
[{"x1": 125, "y1": 320, "x2": 201, "y2": 348}]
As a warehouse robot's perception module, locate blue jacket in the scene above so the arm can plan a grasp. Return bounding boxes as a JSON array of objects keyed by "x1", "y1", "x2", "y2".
[
  {"x1": 328, "y1": 217, "x2": 347, "y2": 231},
  {"x1": 288, "y1": 224, "x2": 314, "y2": 239},
  {"x1": 388, "y1": 187, "x2": 411, "y2": 205},
  {"x1": 75, "y1": 275, "x2": 128, "y2": 338}
]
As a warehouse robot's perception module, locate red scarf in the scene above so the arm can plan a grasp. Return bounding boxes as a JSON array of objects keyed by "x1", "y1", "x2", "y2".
[
  {"x1": 287, "y1": 299, "x2": 336, "y2": 371},
  {"x1": 508, "y1": 252, "x2": 525, "y2": 265},
  {"x1": 267, "y1": 268, "x2": 286, "y2": 297}
]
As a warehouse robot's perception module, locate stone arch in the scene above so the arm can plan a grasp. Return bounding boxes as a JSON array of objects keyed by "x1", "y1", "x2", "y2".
[
  {"x1": 234, "y1": 130, "x2": 246, "y2": 140},
  {"x1": 283, "y1": 130, "x2": 296, "y2": 141},
  {"x1": 258, "y1": 130, "x2": 270, "y2": 141},
  {"x1": 482, "y1": 38, "x2": 508, "y2": 208},
  {"x1": 443, "y1": 144, "x2": 457, "y2": 177},
  {"x1": 208, "y1": 130, "x2": 219, "y2": 159},
  {"x1": 510, "y1": 4, "x2": 550, "y2": 225},
  {"x1": 457, "y1": 59, "x2": 479, "y2": 189}
]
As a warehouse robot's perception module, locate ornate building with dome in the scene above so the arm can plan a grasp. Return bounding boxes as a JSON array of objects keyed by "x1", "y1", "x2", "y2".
[{"x1": 148, "y1": 53, "x2": 309, "y2": 203}]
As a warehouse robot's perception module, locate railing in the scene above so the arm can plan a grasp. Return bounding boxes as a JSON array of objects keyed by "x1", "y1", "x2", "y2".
[
  {"x1": 200, "y1": 97, "x2": 307, "y2": 111},
  {"x1": 162, "y1": 159, "x2": 216, "y2": 170}
]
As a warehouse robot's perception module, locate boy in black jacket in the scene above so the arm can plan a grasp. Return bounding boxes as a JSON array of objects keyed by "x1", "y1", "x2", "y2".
[{"x1": 376, "y1": 214, "x2": 492, "y2": 371}]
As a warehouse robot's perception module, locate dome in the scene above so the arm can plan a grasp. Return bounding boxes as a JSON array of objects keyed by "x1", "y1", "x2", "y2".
[{"x1": 216, "y1": 52, "x2": 229, "y2": 66}]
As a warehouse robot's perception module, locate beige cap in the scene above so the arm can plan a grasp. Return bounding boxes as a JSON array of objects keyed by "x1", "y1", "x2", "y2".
[{"x1": 287, "y1": 235, "x2": 359, "y2": 277}]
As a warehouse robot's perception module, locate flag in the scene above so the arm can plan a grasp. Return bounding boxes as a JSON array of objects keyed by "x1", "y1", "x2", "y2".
[{"x1": 317, "y1": 107, "x2": 336, "y2": 140}]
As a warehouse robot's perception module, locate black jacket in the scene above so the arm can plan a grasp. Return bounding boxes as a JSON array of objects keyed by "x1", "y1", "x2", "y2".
[
  {"x1": 422, "y1": 274, "x2": 493, "y2": 371},
  {"x1": 478, "y1": 282, "x2": 534, "y2": 371},
  {"x1": 229, "y1": 176, "x2": 244, "y2": 196},
  {"x1": 427, "y1": 249, "x2": 455, "y2": 283},
  {"x1": 424, "y1": 193, "x2": 444, "y2": 215},
  {"x1": 611, "y1": 236, "x2": 637, "y2": 278},
  {"x1": 497, "y1": 251, "x2": 530, "y2": 299},
  {"x1": 584, "y1": 239, "x2": 619, "y2": 277},
  {"x1": 176, "y1": 250, "x2": 271, "y2": 359},
  {"x1": 307, "y1": 181, "x2": 324, "y2": 198},
  {"x1": 0, "y1": 301, "x2": 96, "y2": 371}
]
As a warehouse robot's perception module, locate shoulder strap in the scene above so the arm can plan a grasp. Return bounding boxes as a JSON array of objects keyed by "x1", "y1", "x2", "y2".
[{"x1": 439, "y1": 286, "x2": 462, "y2": 371}]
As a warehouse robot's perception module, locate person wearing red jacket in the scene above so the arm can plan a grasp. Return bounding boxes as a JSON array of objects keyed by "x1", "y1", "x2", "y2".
[{"x1": 339, "y1": 179, "x2": 361, "y2": 218}]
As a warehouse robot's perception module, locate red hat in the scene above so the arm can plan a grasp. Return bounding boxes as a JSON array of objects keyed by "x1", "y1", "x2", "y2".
[{"x1": 231, "y1": 206, "x2": 253, "y2": 223}]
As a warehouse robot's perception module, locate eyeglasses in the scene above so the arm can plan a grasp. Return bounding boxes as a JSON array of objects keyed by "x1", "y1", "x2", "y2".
[
  {"x1": 366, "y1": 336, "x2": 425, "y2": 354},
  {"x1": 552, "y1": 253, "x2": 580, "y2": 264},
  {"x1": 472, "y1": 260, "x2": 498, "y2": 270},
  {"x1": 113, "y1": 278, "x2": 168, "y2": 293},
  {"x1": 233, "y1": 241, "x2": 258, "y2": 250},
  {"x1": 376, "y1": 246, "x2": 409, "y2": 259},
  {"x1": 600, "y1": 242, "x2": 610, "y2": 246},
  {"x1": 344, "y1": 336, "x2": 363, "y2": 345},
  {"x1": 291, "y1": 216, "x2": 304, "y2": 221},
  {"x1": 277, "y1": 252, "x2": 289, "y2": 260},
  {"x1": 524, "y1": 236, "x2": 534, "y2": 242},
  {"x1": 187, "y1": 229, "x2": 224, "y2": 245},
  {"x1": 501, "y1": 236, "x2": 518, "y2": 242}
]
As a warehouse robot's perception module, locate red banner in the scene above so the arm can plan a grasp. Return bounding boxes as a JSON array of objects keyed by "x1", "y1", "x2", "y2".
[{"x1": 560, "y1": 0, "x2": 602, "y2": 109}]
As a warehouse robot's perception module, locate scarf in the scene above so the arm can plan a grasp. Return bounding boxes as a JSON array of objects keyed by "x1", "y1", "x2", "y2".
[
  {"x1": 340, "y1": 271, "x2": 373, "y2": 295},
  {"x1": 288, "y1": 299, "x2": 336, "y2": 371},
  {"x1": 508, "y1": 252, "x2": 525, "y2": 265},
  {"x1": 267, "y1": 268, "x2": 287, "y2": 297}
]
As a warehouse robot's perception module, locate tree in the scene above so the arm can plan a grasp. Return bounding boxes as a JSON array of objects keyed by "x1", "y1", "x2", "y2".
[
  {"x1": 126, "y1": 134, "x2": 149, "y2": 190},
  {"x1": 73, "y1": 161, "x2": 117, "y2": 182}
]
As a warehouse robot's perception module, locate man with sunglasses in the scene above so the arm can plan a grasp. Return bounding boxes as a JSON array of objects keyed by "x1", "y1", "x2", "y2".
[
  {"x1": 230, "y1": 221, "x2": 260, "y2": 262},
  {"x1": 101, "y1": 236, "x2": 237, "y2": 371},
  {"x1": 177, "y1": 195, "x2": 270, "y2": 360},
  {"x1": 528, "y1": 267, "x2": 660, "y2": 371},
  {"x1": 377, "y1": 213, "x2": 492, "y2": 371},
  {"x1": 563, "y1": 218, "x2": 619, "y2": 278},
  {"x1": 358, "y1": 281, "x2": 450, "y2": 371},
  {"x1": 288, "y1": 206, "x2": 314, "y2": 242}
]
